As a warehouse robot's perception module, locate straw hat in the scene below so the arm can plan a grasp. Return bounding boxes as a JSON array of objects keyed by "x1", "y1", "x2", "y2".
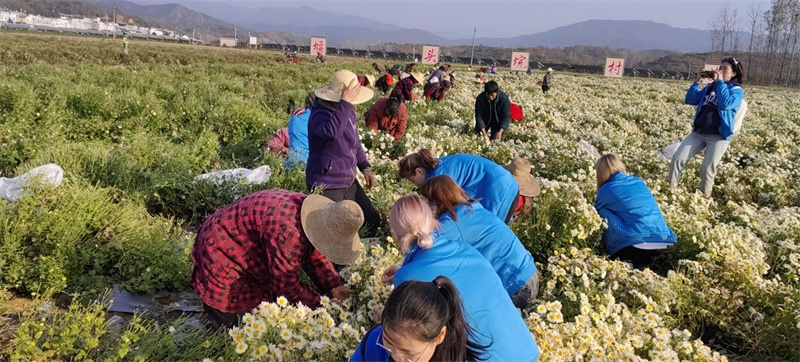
[
  {"x1": 365, "y1": 74, "x2": 376, "y2": 87},
  {"x1": 546, "y1": 68, "x2": 554, "y2": 72},
  {"x1": 410, "y1": 72, "x2": 425, "y2": 84},
  {"x1": 300, "y1": 194, "x2": 364, "y2": 265},
  {"x1": 503, "y1": 158, "x2": 541, "y2": 197},
  {"x1": 315, "y1": 70, "x2": 374, "y2": 105}
]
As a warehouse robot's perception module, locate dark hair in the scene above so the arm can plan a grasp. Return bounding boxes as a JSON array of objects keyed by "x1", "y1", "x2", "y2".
[
  {"x1": 405, "y1": 63, "x2": 416, "y2": 72},
  {"x1": 721, "y1": 57, "x2": 744, "y2": 84},
  {"x1": 398, "y1": 149, "x2": 440, "y2": 179},
  {"x1": 385, "y1": 97, "x2": 401, "y2": 119},
  {"x1": 419, "y1": 175, "x2": 474, "y2": 222},
  {"x1": 304, "y1": 91, "x2": 317, "y2": 110},
  {"x1": 484, "y1": 81, "x2": 499, "y2": 94},
  {"x1": 382, "y1": 276, "x2": 486, "y2": 362}
]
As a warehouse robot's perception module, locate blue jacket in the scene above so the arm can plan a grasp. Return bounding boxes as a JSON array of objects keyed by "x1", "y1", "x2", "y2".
[
  {"x1": 306, "y1": 100, "x2": 371, "y2": 189},
  {"x1": 427, "y1": 154, "x2": 520, "y2": 220},
  {"x1": 685, "y1": 80, "x2": 744, "y2": 140},
  {"x1": 594, "y1": 172, "x2": 677, "y2": 256},
  {"x1": 437, "y1": 203, "x2": 536, "y2": 296},
  {"x1": 394, "y1": 236, "x2": 539, "y2": 362},
  {"x1": 350, "y1": 326, "x2": 390, "y2": 362},
  {"x1": 286, "y1": 109, "x2": 311, "y2": 170}
]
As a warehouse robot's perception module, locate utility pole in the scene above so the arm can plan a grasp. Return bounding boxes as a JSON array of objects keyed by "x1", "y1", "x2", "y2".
[
  {"x1": 470, "y1": 26, "x2": 477, "y2": 68},
  {"x1": 192, "y1": 29, "x2": 195, "y2": 44},
  {"x1": 112, "y1": 6, "x2": 116, "y2": 39}
]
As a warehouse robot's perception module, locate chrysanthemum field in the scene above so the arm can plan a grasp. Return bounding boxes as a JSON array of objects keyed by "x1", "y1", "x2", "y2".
[{"x1": 0, "y1": 33, "x2": 798, "y2": 361}]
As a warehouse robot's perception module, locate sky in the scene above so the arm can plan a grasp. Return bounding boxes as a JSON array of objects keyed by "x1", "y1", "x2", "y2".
[{"x1": 157, "y1": 0, "x2": 770, "y2": 38}]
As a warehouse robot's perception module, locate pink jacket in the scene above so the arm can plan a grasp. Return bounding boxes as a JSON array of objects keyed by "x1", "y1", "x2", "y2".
[{"x1": 266, "y1": 128, "x2": 289, "y2": 155}]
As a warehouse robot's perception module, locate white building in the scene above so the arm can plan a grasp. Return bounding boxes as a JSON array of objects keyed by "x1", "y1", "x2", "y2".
[
  {"x1": 0, "y1": 10, "x2": 23, "y2": 23},
  {"x1": 219, "y1": 36, "x2": 236, "y2": 47}
]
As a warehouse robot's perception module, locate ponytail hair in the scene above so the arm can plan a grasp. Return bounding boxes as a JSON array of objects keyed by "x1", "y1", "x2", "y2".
[
  {"x1": 419, "y1": 175, "x2": 475, "y2": 221},
  {"x1": 398, "y1": 149, "x2": 440, "y2": 179},
  {"x1": 382, "y1": 276, "x2": 487, "y2": 362},
  {"x1": 389, "y1": 195, "x2": 439, "y2": 252}
]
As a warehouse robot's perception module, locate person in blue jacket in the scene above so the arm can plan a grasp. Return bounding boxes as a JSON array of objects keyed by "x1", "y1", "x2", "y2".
[
  {"x1": 380, "y1": 195, "x2": 539, "y2": 362},
  {"x1": 398, "y1": 149, "x2": 520, "y2": 224},
  {"x1": 667, "y1": 57, "x2": 744, "y2": 197},
  {"x1": 285, "y1": 92, "x2": 315, "y2": 170},
  {"x1": 351, "y1": 276, "x2": 485, "y2": 362},
  {"x1": 419, "y1": 175, "x2": 538, "y2": 309},
  {"x1": 595, "y1": 154, "x2": 677, "y2": 269}
]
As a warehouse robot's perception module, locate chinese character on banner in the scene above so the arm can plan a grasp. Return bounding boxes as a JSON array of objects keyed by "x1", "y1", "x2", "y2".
[
  {"x1": 310, "y1": 37, "x2": 327, "y2": 56},
  {"x1": 510, "y1": 52, "x2": 529, "y2": 71},
  {"x1": 604, "y1": 57, "x2": 625, "y2": 78},
  {"x1": 421, "y1": 45, "x2": 439, "y2": 65}
]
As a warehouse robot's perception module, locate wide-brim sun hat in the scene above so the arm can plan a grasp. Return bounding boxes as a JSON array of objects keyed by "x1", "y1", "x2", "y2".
[
  {"x1": 410, "y1": 72, "x2": 425, "y2": 84},
  {"x1": 365, "y1": 74, "x2": 376, "y2": 87},
  {"x1": 503, "y1": 157, "x2": 541, "y2": 197},
  {"x1": 546, "y1": 68, "x2": 554, "y2": 72},
  {"x1": 315, "y1": 69, "x2": 374, "y2": 105},
  {"x1": 300, "y1": 194, "x2": 364, "y2": 265}
]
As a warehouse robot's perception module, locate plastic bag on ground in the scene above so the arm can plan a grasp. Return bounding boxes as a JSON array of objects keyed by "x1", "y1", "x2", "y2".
[
  {"x1": 0, "y1": 164, "x2": 64, "y2": 202},
  {"x1": 194, "y1": 165, "x2": 272, "y2": 185},
  {"x1": 578, "y1": 140, "x2": 601, "y2": 160}
]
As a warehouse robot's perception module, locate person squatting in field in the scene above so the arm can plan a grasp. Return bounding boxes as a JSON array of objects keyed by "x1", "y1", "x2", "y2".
[
  {"x1": 419, "y1": 175, "x2": 539, "y2": 309},
  {"x1": 190, "y1": 189, "x2": 362, "y2": 329},
  {"x1": 350, "y1": 276, "x2": 486, "y2": 362},
  {"x1": 306, "y1": 70, "x2": 382, "y2": 237},
  {"x1": 475, "y1": 81, "x2": 512, "y2": 141},
  {"x1": 390, "y1": 72, "x2": 425, "y2": 103},
  {"x1": 503, "y1": 157, "x2": 542, "y2": 220},
  {"x1": 365, "y1": 97, "x2": 408, "y2": 142},
  {"x1": 265, "y1": 92, "x2": 316, "y2": 170},
  {"x1": 423, "y1": 65, "x2": 452, "y2": 101},
  {"x1": 595, "y1": 154, "x2": 677, "y2": 269},
  {"x1": 374, "y1": 195, "x2": 539, "y2": 362},
  {"x1": 399, "y1": 149, "x2": 520, "y2": 224},
  {"x1": 667, "y1": 57, "x2": 745, "y2": 197}
]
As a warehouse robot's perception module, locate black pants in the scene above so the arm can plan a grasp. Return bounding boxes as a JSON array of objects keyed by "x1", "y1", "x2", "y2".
[
  {"x1": 203, "y1": 303, "x2": 241, "y2": 329},
  {"x1": 316, "y1": 181, "x2": 382, "y2": 237},
  {"x1": 611, "y1": 246, "x2": 663, "y2": 270}
]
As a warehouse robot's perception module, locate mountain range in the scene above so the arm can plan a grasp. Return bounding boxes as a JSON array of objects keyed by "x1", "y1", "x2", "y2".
[{"x1": 18, "y1": 0, "x2": 747, "y2": 53}]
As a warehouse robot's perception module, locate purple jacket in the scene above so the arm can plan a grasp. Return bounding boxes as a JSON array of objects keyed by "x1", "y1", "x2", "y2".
[{"x1": 306, "y1": 100, "x2": 371, "y2": 189}]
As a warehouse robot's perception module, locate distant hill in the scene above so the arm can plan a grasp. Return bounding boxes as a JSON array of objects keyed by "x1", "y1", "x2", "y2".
[
  {"x1": 87, "y1": 0, "x2": 305, "y2": 44},
  {"x1": 177, "y1": 1, "x2": 450, "y2": 48},
  {"x1": 91, "y1": 0, "x2": 233, "y2": 34},
  {"x1": 462, "y1": 20, "x2": 747, "y2": 53}
]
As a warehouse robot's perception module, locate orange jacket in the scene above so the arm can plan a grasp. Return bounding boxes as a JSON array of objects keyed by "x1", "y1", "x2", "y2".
[{"x1": 365, "y1": 97, "x2": 408, "y2": 142}]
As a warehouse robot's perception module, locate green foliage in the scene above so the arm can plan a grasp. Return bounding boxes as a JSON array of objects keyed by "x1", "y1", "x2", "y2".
[{"x1": 0, "y1": 182, "x2": 192, "y2": 296}]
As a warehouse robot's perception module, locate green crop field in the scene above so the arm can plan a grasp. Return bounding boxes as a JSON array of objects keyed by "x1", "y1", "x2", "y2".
[{"x1": 0, "y1": 32, "x2": 798, "y2": 361}]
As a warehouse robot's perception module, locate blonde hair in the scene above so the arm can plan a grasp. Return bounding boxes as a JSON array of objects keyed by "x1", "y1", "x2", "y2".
[
  {"x1": 595, "y1": 154, "x2": 627, "y2": 188},
  {"x1": 389, "y1": 195, "x2": 440, "y2": 252}
]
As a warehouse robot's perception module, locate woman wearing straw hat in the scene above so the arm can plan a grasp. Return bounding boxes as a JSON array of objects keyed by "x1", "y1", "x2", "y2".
[
  {"x1": 307, "y1": 69, "x2": 382, "y2": 237},
  {"x1": 357, "y1": 74, "x2": 376, "y2": 88},
  {"x1": 503, "y1": 157, "x2": 541, "y2": 220},
  {"x1": 398, "y1": 149, "x2": 520, "y2": 224},
  {"x1": 390, "y1": 72, "x2": 425, "y2": 103},
  {"x1": 418, "y1": 175, "x2": 539, "y2": 308},
  {"x1": 191, "y1": 189, "x2": 363, "y2": 328}
]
